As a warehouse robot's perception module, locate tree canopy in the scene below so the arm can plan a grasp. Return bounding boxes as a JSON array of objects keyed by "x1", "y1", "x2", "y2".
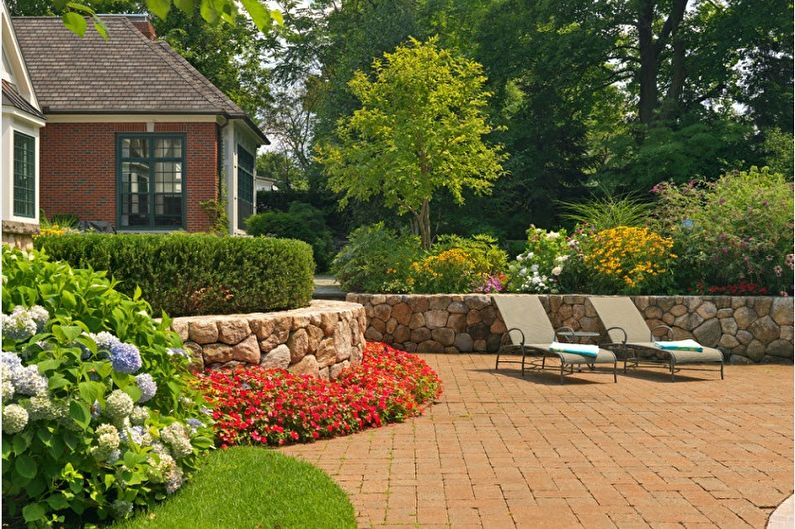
[{"x1": 316, "y1": 37, "x2": 506, "y2": 249}]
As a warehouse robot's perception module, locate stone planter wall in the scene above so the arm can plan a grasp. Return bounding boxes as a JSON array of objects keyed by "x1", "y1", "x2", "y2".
[
  {"x1": 170, "y1": 300, "x2": 366, "y2": 379},
  {"x1": 347, "y1": 293, "x2": 794, "y2": 364}
]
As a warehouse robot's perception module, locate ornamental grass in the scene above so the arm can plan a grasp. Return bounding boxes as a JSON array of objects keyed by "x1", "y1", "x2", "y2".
[{"x1": 198, "y1": 342, "x2": 443, "y2": 447}]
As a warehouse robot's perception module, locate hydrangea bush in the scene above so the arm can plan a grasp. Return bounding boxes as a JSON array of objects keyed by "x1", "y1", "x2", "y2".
[
  {"x1": 1, "y1": 247, "x2": 213, "y2": 527},
  {"x1": 507, "y1": 227, "x2": 571, "y2": 293},
  {"x1": 199, "y1": 342, "x2": 442, "y2": 447}
]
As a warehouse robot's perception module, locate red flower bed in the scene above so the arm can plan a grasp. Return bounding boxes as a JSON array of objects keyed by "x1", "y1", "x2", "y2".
[
  {"x1": 197, "y1": 342, "x2": 443, "y2": 447},
  {"x1": 691, "y1": 281, "x2": 770, "y2": 296}
]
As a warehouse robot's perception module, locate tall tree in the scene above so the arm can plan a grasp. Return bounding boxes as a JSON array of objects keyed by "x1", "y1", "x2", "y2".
[{"x1": 316, "y1": 38, "x2": 506, "y2": 248}]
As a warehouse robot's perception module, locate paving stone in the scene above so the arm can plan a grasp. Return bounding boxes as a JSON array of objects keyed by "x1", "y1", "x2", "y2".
[{"x1": 281, "y1": 353, "x2": 793, "y2": 529}]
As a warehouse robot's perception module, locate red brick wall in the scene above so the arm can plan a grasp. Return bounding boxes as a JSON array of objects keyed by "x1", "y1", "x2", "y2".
[{"x1": 39, "y1": 121, "x2": 218, "y2": 232}]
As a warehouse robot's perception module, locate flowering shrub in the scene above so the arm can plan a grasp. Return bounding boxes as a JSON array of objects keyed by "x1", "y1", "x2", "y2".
[
  {"x1": 507, "y1": 227, "x2": 571, "y2": 293},
  {"x1": 198, "y1": 342, "x2": 442, "y2": 447},
  {"x1": 579, "y1": 226, "x2": 676, "y2": 294},
  {"x1": 1, "y1": 247, "x2": 213, "y2": 527},
  {"x1": 410, "y1": 234, "x2": 508, "y2": 293},
  {"x1": 410, "y1": 249, "x2": 477, "y2": 293},
  {"x1": 652, "y1": 166, "x2": 794, "y2": 294}
]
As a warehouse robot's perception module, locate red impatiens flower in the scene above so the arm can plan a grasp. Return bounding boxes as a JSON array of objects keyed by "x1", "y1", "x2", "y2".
[{"x1": 196, "y1": 342, "x2": 443, "y2": 447}]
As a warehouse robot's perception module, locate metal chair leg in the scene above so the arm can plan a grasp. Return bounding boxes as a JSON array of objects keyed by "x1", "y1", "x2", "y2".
[
  {"x1": 613, "y1": 361, "x2": 618, "y2": 383},
  {"x1": 495, "y1": 352, "x2": 500, "y2": 370},
  {"x1": 670, "y1": 359, "x2": 676, "y2": 382},
  {"x1": 720, "y1": 362, "x2": 724, "y2": 380},
  {"x1": 560, "y1": 362, "x2": 565, "y2": 384}
]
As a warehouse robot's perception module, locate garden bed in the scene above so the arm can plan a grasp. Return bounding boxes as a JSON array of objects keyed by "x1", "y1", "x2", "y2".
[
  {"x1": 197, "y1": 341, "x2": 443, "y2": 447},
  {"x1": 348, "y1": 293, "x2": 794, "y2": 364}
]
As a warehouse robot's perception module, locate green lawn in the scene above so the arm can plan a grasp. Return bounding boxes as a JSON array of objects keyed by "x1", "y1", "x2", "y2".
[{"x1": 113, "y1": 447, "x2": 356, "y2": 529}]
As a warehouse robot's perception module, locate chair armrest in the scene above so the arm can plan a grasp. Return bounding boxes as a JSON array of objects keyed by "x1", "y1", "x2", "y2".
[
  {"x1": 501, "y1": 328, "x2": 526, "y2": 347},
  {"x1": 605, "y1": 326, "x2": 627, "y2": 345},
  {"x1": 650, "y1": 324, "x2": 674, "y2": 341},
  {"x1": 555, "y1": 326, "x2": 575, "y2": 343}
]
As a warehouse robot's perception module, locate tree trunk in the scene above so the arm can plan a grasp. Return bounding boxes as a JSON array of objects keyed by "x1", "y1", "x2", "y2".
[
  {"x1": 415, "y1": 200, "x2": 432, "y2": 250},
  {"x1": 637, "y1": 0, "x2": 657, "y2": 125},
  {"x1": 662, "y1": 36, "x2": 687, "y2": 120}
]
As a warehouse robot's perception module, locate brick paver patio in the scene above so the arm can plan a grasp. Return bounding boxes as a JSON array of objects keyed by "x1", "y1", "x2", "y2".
[{"x1": 282, "y1": 354, "x2": 793, "y2": 529}]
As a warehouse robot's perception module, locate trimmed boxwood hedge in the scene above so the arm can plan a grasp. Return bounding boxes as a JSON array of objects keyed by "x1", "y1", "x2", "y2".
[{"x1": 35, "y1": 234, "x2": 315, "y2": 317}]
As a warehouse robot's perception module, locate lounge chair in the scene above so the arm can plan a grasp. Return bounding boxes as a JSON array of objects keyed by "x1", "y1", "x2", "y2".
[
  {"x1": 491, "y1": 295, "x2": 617, "y2": 383},
  {"x1": 589, "y1": 296, "x2": 724, "y2": 381}
]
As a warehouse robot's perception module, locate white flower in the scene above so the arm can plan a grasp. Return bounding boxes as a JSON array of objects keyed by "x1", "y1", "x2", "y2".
[
  {"x1": 3, "y1": 403, "x2": 28, "y2": 433},
  {"x1": 546, "y1": 232, "x2": 560, "y2": 239},
  {"x1": 530, "y1": 264, "x2": 539, "y2": 272},
  {"x1": 105, "y1": 390, "x2": 134, "y2": 421},
  {"x1": 551, "y1": 266, "x2": 563, "y2": 276}
]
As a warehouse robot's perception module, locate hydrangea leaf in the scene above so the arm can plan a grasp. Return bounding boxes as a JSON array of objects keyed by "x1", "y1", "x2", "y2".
[{"x1": 16, "y1": 455, "x2": 38, "y2": 480}]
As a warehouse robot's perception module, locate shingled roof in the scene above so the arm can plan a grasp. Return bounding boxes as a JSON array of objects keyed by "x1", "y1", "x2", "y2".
[
  {"x1": 12, "y1": 15, "x2": 266, "y2": 141},
  {"x1": 2, "y1": 79, "x2": 45, "y2": 120}
]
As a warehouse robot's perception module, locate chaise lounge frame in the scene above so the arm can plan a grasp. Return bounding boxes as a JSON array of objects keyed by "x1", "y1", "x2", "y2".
[
  {"x1": 589, "y1": 296, "x2": 724, "y2": 382},
  {"x1": 491, "y1": 295, "x2": 617, "y2": 384}
]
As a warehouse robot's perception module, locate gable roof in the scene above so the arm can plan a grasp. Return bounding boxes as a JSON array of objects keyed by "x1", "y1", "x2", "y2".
[
  {"x1": 11, "y1": 15, "x2": 266, "y2": 142},
  {"x1": 2, "y1": 79, "x2": 45, "y2": 120},
  {"x1": 1, "y1": 0, "x2": 41, "y2": 114}
]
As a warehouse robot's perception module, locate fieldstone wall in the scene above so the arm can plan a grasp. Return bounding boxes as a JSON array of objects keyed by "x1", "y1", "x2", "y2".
[
  {"x1": 170, "y1": 300, "x2": 366, "y2": 379},
  {"x1": 347, "y1": 294, "x2": 794, "y2": 364}
]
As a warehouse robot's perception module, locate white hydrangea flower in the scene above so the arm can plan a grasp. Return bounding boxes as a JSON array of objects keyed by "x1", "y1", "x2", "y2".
[
  {"x1": 160, "y1": 423, "x2": 193, "y2": 459},
  {"x1": 105, "y1": 390, "x2": 134, "y2": 422},
  {"x1": 551, "y1": 266, "x2": 563, "y2": 276},
  {"x1": 92, "y1": 423, "x2": 121, "y2": 461},
  {"x1": 130, "y1": 406, "x2": 149, "y2": 426},
  {"x1": 2, "y1": 403, "x2": 28, "y2": 433}
]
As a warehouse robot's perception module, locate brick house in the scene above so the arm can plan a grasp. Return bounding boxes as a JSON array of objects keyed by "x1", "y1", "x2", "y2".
[
  {"x1": 11, "y1": 14, "x2": 267, "y2": 234},
  {"x1": 1, "y1": 0, "x2": 45, "y2": 247}
]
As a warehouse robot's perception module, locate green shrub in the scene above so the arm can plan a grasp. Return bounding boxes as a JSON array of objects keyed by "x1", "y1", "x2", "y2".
[
  {"x1": 652, "y1": 166, "x2": 794, "y2": 293},
  {"x1": 1, "y1": 246, "x2": 213, "y2": 527},
  {"x1": 35, "y1": 234, "x2": 315, "y2": 317},
  {"x1": 246, "y1": 203, "x2": 334, "y2": 271},
  {"x1": 332, "y1": 223, "x2": 421, "y2": 293}
]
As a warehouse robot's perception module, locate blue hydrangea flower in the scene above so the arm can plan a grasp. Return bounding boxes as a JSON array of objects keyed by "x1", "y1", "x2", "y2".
[
  {"x1": 186, "y1": 418, "x2": 203, "y2": 434},
  {"x1": 109, "y1": 342, "x2": 142, "y2": 374},
  {"x1": 11, "y1": 364, "x2": 48, "y2": 396},
  {"x1": 0, "y1": 351, "x2": 23, "y2": 371},
  {"x1": 92, "y1": 331, "x2": 121, "y2": 350},
  {"x1": 135, "y1": 373, "x2": 157, "y2": 403},
  {"x1": 28, "y1": 305, "x2": 49, "y2": 333}
]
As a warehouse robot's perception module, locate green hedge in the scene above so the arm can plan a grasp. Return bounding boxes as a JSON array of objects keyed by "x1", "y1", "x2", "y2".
[{"x1": 35, "y1": 234, "x2": 315, "y2": 317}]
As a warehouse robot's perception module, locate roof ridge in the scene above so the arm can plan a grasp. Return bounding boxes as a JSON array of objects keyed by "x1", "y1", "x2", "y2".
[{"x1": 155, "y1": 40, "x2": 244, "y2": 115}]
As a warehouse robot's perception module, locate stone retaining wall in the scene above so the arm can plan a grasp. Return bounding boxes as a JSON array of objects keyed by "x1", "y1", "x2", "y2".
[
  {"x1": 347, "y1": 294, "x2": 793, "y2": 364},
  {"x1": 170, "y1": 300, "x2": 366, "y2": 379}
]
